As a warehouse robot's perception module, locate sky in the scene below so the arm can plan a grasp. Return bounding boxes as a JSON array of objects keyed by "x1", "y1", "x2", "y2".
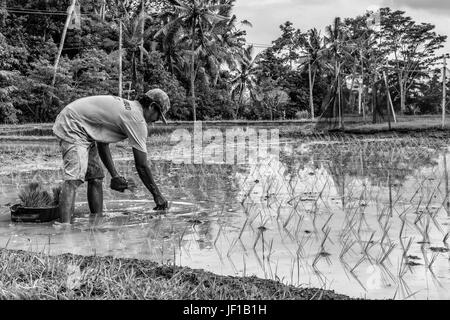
[{"x1": 233, "y1": 0, "x2": 450, "y2": 55}]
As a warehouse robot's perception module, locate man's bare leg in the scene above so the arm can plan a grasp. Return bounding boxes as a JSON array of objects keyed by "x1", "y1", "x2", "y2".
[
  {"x1": 87, "y1": 178, "x2": 103, "y2": 215},
  {"x1": 59, "y1": 180, "x2": 82, "y2": 223}
]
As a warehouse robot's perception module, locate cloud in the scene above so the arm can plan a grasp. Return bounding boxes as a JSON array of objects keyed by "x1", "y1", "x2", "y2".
[
  {"x1": 233, "y1": 0, "x2": 450, "y2": 54},
  {"x1": 238, "y1": 0, "x2": 292, "y2": 7},
  {"x1": 382, "y1": 0, "x2": 450, "y2": 13}
]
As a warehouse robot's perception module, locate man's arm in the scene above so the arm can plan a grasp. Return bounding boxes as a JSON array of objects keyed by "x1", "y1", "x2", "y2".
[
  {"x1": 97, "y1": 142, "x2": 119, "y2": 178},
  {"x1": 133, "y1": 148, "x2": 168, "y2": 210}
]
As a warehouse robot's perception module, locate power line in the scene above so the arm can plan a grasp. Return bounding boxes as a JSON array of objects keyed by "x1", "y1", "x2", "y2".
[
  {"x1": 62, "y1": 46, "x2": 100, "y2": 51},
  {"x1": 7, "y1": 10, "x2": 68, "y2": 16},
  {"x1": 5, "y1": 7, "x2": 95, "y2": 16},
  {"x1": 6, "y1": 7, "x2": 68, "y2": 13},
  {"x1": 245, "y1": 42, "x2": 272, "y2": 49}
]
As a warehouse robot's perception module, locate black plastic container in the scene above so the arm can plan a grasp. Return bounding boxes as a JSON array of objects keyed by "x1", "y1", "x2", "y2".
[{"x1": 10, "y1": 204, "x2": 60, "y2": 223}]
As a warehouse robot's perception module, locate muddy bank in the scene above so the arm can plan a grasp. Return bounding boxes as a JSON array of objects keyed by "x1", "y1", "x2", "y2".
[{"x1": 0, "y1": 249, "x2": 355, "y2": 300}]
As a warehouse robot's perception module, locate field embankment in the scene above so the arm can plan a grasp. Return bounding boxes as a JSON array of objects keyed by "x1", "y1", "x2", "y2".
[{"x1": 0, "y1": 249, "x2": 353, "y2": 300}]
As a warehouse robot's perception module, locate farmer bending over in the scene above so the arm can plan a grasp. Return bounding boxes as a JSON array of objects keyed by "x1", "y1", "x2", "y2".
[{"x1": 52, "y1": 89, "x2": 170, "y2": 224}]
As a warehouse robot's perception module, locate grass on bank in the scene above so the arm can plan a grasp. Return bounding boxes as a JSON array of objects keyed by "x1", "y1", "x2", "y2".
[
  {"x1": 342, "y1": 117, "x2": 450, "y2": 133},
  {"x1": 0, "y1": 249, "x2": 352, "y2": 300}
]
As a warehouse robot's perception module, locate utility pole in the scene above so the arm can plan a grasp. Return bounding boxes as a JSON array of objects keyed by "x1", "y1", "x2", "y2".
[
  {"x1": 372, "y1": 72, "x2": 377, "y2": 124},
  {"x1": 443, "y1": 55, "x2": 447, "y2": 129},
  {"x1": 52, "y1": 0, "x2": 77, "y2": 87},
  {"x1": 383, "y1": 70, "x2": 396, "y2": 123},
  {"x1": 445, "y1": 153, "x2": 450, "y2": 215},
  {"x1": 337, "y1": 63, "x2": 344, "y2": 130},
  {"x1": 338, "y1": 78, "x2": 343, "y2": 129},
  {"x1": 126, "y1": 82, "x2": 133, "y2": 100},
  {"x1": 308, "y1": 61, "x2": 314, "y2": 120},
  {"x1": 1, "y1": 0, "x2": 7, "y2": 26},
  {"x1": 119, "y1": 20, "x2": 123, "y2": 98},
  {"x1": 101, "y1": 0, "x2": 106, "y2": 21},
  {"x1": 140, "y1": 0, "x2": 145, "y2": 64},
  {"x1": 386, "y1": 81, "x2": 391, "y2": 130},
  {"x1": 361, "y1": 60, "x2": 366, "y2": 122},
  {"x1": 358, "y1": 86, "x2": 362, "y2": 114}
]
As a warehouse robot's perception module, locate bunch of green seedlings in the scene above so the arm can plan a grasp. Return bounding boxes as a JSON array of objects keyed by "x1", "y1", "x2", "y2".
[{"x1": 18, "y1": 182, "x2": 62, "y2": 208}]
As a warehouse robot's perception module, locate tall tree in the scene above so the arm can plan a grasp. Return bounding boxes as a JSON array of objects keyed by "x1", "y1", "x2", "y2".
[
  {"x1": 381, "y1": 8, "x2": 447, "y2": 114},
  {"x1": 272, "y1": 21, "x2": 302, "y2": 70},
  {"x1": 0, "y1": 33, "x2": 26, "y2": 123},
  {"x1": 121, "y1": 8, "x2": 154, "y2": 95},
  {"x1": 230, "y1": 45, "x2": 259, "y2": 119},
  {"x1": 323, "y1": 17, "x2": 349, "y2": 128},
  {"x1": 209, "y1": 8, "x2": 250, "y2": 86},
  {"x1": 156, "y1": 0, "x2": 229, "y2": 121},
  {"x1": 299, "y1": 28, "x2": 326, "y2": 119}
]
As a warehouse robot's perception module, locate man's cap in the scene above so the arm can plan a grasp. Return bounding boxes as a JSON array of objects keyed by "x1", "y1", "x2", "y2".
[{"x1": 145, "y1": 88, "x2": 170, "y2": 124}]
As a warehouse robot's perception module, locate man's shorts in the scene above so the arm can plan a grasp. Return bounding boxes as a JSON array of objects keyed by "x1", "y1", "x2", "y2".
[{"x1": 58, "y1": 139, "x2": 105, "y2": 182}]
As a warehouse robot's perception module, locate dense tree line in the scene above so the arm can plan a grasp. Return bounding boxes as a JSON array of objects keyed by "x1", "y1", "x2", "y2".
[{"x1": 0, "y1": 0, "x2": 448, "y2": 124}]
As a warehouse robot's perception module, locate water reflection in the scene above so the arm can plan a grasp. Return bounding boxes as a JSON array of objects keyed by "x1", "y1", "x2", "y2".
[{"x1": 1, "y1": 136, "x2": 450, "y2": 299}]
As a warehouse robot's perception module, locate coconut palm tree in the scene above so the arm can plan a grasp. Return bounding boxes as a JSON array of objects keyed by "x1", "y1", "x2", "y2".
[
  {"x1": 299, "y1": 28, "x2": 326, "y2": 119},
  {"x1": 121, "y1": 6, "x2": 155, "y2": 95},
  {"x1": 209, "y1": 13, "x2": 251, "y2": 86},
  {"x1": 230, "y1": 45, "x2": 260, "y2": 119},
  {"x1": 156, "y1": 0, "x2": 229, "y2": 121},
  {"x1": 154, "y1": 13, "x2": 187, "y2": 77},
  {"x1": 191, "y1": 2, "x2": 247, "y2": 88},
  {"x1": 322, "y1": 17, "x2": 353, "y2": 128}
]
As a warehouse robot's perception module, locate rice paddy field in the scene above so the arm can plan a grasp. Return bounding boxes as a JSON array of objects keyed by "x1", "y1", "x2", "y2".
[{"x1": 1, "y1": 124, "x2": 450, "y2": 300}]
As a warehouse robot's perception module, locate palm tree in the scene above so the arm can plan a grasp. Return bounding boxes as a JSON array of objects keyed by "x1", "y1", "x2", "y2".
[
  {"x1": 300, "y1": 28, "x2": 325, "y2": 119},
  {"x1": 154, "y1": 6, "x2": 187, "y2": 77},
  {"x1": 323, "y1": 17, "x2": 353, "y2": 129},
  {"x1": 121, "y1": 6, "x2": 154, "y2": 95},
  {"x1": 157, "y1": 27, "x2": 182, "y2": 76},
  {"x1": 209, "y1": 13, "x2": 251, "y2": 86},
  {"x1": 230, "y1": 45, "x2": 260, "y2": 119},
  {"x1": 156, "y1": 0, "x2": 229, "y2": 121}
]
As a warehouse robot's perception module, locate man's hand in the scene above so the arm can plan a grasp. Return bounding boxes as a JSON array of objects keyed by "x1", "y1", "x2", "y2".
[
  {"x1": 153, "y1": 194, "x2": 168, "y2": 211},
  {"x1": 133, "y1": 148, "x2": 167, "y2": 210},
  {"x1": 110, "y1": 176, "x2": 128, "y2": 192}
]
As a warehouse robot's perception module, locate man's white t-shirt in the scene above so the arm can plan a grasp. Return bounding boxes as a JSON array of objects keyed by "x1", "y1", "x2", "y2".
[{"x1": 53, "y1": 96, "x2": 148, "y2": 153}]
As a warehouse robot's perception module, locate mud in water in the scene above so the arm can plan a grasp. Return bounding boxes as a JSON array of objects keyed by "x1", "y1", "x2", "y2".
[{"x1": 1, "y1": 135, "x2": 450, "y2": 299}]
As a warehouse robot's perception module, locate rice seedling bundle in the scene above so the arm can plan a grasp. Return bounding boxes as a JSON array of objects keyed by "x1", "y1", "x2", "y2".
[{"x1": 18, "y1": 183, "x2": 61, "y2": 208}]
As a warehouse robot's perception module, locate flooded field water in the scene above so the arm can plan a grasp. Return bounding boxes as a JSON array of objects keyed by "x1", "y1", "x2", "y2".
[{"x1": 1, "y1": 134, "x2": 450, "y2": 299}]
